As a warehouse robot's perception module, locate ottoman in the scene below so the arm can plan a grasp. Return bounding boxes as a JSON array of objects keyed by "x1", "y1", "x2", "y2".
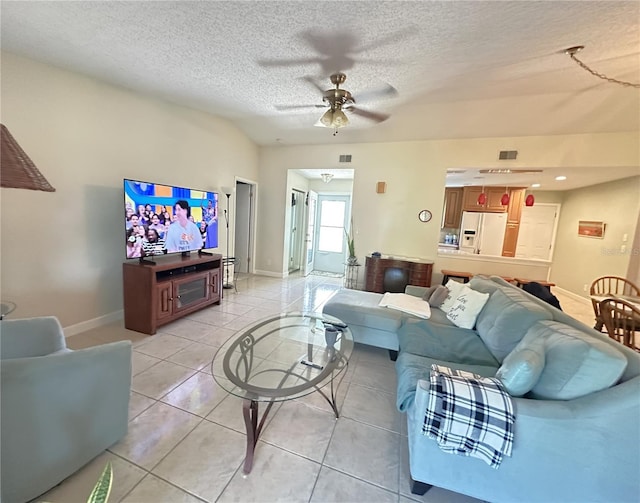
[{"x1": 322, "y1": 289, "x2": 403, "y2": 359}]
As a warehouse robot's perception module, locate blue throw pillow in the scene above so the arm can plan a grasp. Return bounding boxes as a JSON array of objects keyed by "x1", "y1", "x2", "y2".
[{"x1": 496, "y1": 337, "x2": 546, "y2": 396}]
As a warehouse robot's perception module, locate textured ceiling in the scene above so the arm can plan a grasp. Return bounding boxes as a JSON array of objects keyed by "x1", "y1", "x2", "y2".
[{"x1": 1, "y1": 1, "x2": 639, "y2": 189}]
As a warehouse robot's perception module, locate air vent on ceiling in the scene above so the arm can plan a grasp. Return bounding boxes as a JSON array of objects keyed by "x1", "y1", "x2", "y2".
[
  {"x1": 498, "y1": 150, "x2": 518, "y2": 160},
  {"x1": 339, "y1": 154, "x2": 352, "y2": 163}
]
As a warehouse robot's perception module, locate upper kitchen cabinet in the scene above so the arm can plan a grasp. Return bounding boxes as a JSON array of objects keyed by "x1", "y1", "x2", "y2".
[
  {"x1": 442, "y1": 187, "x2": 463, "y2": 228},
  {"x1": 462, "y1": 186, "x2": 508, "y2": 212}
]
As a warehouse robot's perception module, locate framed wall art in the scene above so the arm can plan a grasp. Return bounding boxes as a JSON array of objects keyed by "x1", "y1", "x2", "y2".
[{"x1": 578, "y1": 220, "x2": 605, "y2": 238}]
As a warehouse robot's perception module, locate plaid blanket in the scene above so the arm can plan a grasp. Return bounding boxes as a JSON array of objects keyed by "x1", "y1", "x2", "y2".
[{"x1": 422, "y1": 364, "x2": 515, "y2": 468}]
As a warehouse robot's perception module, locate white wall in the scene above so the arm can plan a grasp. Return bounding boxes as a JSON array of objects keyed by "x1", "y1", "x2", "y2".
[
  {"x1": 257, "y1": 134, "x2": 639, "y2": 294},
  {"x1": 0, "y1": 53, "x2": 259, "y2": 328}
]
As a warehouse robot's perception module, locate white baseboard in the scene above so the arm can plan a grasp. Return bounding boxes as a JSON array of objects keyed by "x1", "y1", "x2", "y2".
[
  {"x1": 63, "y1": 310, "x2": 124, "y2": 337},
  {"x1": 254, "y1": 269, "x2": 287, "y2": 278},
  {"x1": 554, "y1": 286, "x2": 591, "y2": 306}
]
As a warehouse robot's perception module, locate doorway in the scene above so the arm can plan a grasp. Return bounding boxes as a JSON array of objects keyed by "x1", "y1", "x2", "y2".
[
  {"x1": 288, "y1": 189, "x2": 306, "y2": 273},
  {"x1": 234, "y1": 178, "x2": 257, "y2": 275},
  {"x1": 313, "y1": 194, "x2": 352, "y2": 274}
]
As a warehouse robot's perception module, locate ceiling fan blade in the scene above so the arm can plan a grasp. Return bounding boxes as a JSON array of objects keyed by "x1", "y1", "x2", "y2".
[
  {"x1": 257, "y1": 57, "x2": 322, "y2": 68},
  {"x1": 355, "y1": 83, "x2": 398, "y2": 103},
  {"x1": 301, "y1": 75, "x2": 327, "y2": 93},
  {"x1": 347, "y1": 106, "x2": 390, "y2": 123},
  {"x1": 275, "y1": 104, "x2": 327, "y2": 111}
]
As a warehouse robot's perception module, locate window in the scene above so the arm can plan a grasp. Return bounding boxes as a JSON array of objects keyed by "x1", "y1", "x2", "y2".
[{"x1": 317, "y1": 200, "x2": 345, "y2": 253}]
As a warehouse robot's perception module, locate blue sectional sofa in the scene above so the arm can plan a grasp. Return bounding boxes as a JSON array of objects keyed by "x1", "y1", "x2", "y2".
[{"x1": 323, "y1": 277, "x2": 640, "y2": 502}]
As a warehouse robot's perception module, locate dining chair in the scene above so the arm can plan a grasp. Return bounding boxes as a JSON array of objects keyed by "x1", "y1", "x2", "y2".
[
  {"x1": 590, "y1": 276, "x2": 640, "y2": 331},
  {"x1": 599, "y1": 297, "x2": 640, "y2": 350}
]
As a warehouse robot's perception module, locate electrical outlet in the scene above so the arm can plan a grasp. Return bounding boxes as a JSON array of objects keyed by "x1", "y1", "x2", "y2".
[{"x1": 583, "y1": 284, "x2": 588, "y2": 292}]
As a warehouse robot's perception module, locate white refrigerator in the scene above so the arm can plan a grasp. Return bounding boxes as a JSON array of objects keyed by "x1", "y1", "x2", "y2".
[{"x1": 459, "y1": 211, "x2": 508, "y2": 256}]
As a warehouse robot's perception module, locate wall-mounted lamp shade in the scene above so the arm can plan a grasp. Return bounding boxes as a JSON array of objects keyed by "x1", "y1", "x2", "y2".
[
  {"x1": 501, "y1": 193, "x2": 510, "y2": 206},
  {"x1": 1, "y1": 124, "x2": 55, "y2": 192},
  {"x1": 525, "y1": 194, "x2": 535, "y2": 206},
  {"x1": 477, "y1": 192, "x2": 487, "y2": 205}
]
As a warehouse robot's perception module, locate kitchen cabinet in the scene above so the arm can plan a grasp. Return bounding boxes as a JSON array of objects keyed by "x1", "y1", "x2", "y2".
[
  {"x1": 507, "y1": 188, "x2": 525, "y2": 223},
  {"x1": 442, "y1": 187, "x2": 463, "y2": 228},
  {"x1": 502, "y1": 188, "x2": 526, "y2": 256},
  {"x1": 462, "y1": 186, "x2": 508, "y2": 213}
]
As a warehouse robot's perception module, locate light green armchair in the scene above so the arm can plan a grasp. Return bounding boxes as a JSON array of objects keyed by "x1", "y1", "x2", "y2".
[{"x1": 0, "y1": 316, "x2": 132, "y2": 503}]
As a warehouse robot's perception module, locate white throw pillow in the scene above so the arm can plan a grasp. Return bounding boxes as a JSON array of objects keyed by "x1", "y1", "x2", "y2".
[
  {"x1": 446, "y1": 287, "x2": 490, "y2": 329},
  {"x1": 439, "y1": 279, "x2": 467, "y2": 314}
]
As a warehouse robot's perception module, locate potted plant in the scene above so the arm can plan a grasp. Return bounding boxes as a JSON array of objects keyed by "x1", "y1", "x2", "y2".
[{"x1": 345, "y1": 220, "x2": 358, "y2": 265}]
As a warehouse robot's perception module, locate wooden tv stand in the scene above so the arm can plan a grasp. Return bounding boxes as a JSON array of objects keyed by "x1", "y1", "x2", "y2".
[{"x1": 123, "y1": 253, "x2": 222, "y2": 335}]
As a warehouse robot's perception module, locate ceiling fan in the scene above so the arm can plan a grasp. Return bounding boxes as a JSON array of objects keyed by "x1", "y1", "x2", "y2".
[{"x1": 276, "y1": 73, "x2": 397, "y2": 132}]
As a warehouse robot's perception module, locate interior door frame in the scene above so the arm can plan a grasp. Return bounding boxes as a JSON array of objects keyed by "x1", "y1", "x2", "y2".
[
  {"x1": 303, "y1": 190, "x2": 318, "y2": 276},
  {"x1": 234, "y1": 176, "x2": 258, "y2": 275}
]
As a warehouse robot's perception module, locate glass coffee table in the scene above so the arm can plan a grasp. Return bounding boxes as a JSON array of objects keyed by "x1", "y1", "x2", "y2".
[{"x1": 211, "y1": 312, "x2": 354, "y2": 474}]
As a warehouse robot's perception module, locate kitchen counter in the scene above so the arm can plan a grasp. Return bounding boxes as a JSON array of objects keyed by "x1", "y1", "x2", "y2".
[
  {"x1": 434, "y1": 249, "x2": 552, "y2": 285},
  {"x1": 437, "y1": 247, "x2": 550, "y2": 265}
]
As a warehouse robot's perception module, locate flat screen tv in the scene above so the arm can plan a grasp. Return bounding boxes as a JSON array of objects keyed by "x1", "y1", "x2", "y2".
[{"x1": 124, "y1": 178, "x2": 219, "y2": 260}]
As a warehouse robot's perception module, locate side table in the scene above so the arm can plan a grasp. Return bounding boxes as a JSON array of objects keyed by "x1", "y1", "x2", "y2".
[{"x1": 344, "y1": 263, "x2": 360, "y2": 289}]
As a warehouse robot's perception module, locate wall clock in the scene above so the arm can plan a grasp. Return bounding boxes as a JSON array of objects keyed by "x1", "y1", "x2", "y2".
[{"x1": 418, "y1": 209, "x2": 432, "y2": 222}]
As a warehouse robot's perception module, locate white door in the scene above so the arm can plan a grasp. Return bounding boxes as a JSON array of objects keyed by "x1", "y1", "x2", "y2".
[
  {"x1": 303, "y1": 191, "x2": 318, "y2": 276},
  {"x1": 478, "y1": 213, "x2": 507, "y2": 256},
  {"x1": 516, "y1": 204, "x2": 559, "y2": 260},
  {"x1": 313, "y1": 194, "x2": 350, "y2": 274}
]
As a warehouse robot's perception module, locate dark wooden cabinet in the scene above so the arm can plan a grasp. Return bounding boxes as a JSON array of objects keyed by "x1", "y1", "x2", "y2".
[
  {"x1": 365, "y1": 256, "x2": 433, "y2": 293},
  {"x1": 123, "y1": 253, "x2": 222, "y2": 335},
  {"x1": 443, "y1": 188, "x2": 463, "y2": 228}
]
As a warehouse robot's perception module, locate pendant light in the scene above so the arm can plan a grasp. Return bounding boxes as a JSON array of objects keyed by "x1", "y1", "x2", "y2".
[
  {"x1": 501, "y1": 187, "x2": 510, "y2": 206},
  {"x1": 477, "y1": 186, "x2": 487, "y2": 206}
]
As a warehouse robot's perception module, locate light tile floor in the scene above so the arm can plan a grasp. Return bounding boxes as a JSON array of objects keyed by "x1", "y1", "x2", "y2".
[{"x1": 37, "y1": 274, "x2": 594, "y2": 503}]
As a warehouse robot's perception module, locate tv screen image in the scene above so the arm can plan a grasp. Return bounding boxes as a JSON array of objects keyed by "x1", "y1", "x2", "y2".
[{"x1": 124, "y1": 178, "x2": 219, "y2": 259}]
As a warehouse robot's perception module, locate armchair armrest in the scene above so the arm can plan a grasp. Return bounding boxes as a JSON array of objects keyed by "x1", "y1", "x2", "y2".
[{"x1": 0, "y1": 316, "x2": 66, "y2": 359}]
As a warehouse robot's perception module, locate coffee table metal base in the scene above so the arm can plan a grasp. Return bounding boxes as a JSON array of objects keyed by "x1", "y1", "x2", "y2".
[{"x1": 241, "y1": 376, "x2": 343, "y2": 474}]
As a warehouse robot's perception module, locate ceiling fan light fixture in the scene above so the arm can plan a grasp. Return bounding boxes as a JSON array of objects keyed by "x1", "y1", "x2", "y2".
[
  {"x1": 318, "y1": 109, "x2": 349, "y2": 129},
  {"x1": 564, "y1": 45, "x2": 640, "y2": 88},
  {"x1": 320, "y1": 173, "x2": 334, "y2": 183}
]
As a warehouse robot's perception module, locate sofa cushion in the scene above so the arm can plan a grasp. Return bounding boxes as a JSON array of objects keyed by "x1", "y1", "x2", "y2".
[
  {"x1": 446, "y1": 287, "x2": 490, "y2": 329},
  {"x1": 428, "y1": 285, "x2": 450, "y2": 307},
  {"x1": 397, "y1": 318, "x2": 500, "y2": 367},
  {"x1": 421, "y1": 285, "x2": 437, "y2": 301},
  {"x1": 439, "y1": 279, "x2": 467, "y2": 314},
  {"x1": 496, "y1": 337, "x2": 546, "y2": 396},
  {"x1": 395, "y1": 351, "x2": 498, "y2": 411},
  {"x1": 474, "y1": 288, "x2": 552, "y2": 362},
  {"x1": 524, "y1": 320, "x2": 628, "y2": 400},
  {"x1": 323, "y1": 289, "x2": 403, "y2": 332}
]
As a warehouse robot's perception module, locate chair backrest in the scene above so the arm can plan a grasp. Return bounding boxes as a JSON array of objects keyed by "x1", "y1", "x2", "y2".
[
  {"x1": 590, "y1": 276, "x2": 640, "y2": 327},
  {"x1": 599, "y1": 298, "x2": 640, "y2": 349},
  {"x1": 590, "y1": 276, "x2": 640, "y2": 297}
]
